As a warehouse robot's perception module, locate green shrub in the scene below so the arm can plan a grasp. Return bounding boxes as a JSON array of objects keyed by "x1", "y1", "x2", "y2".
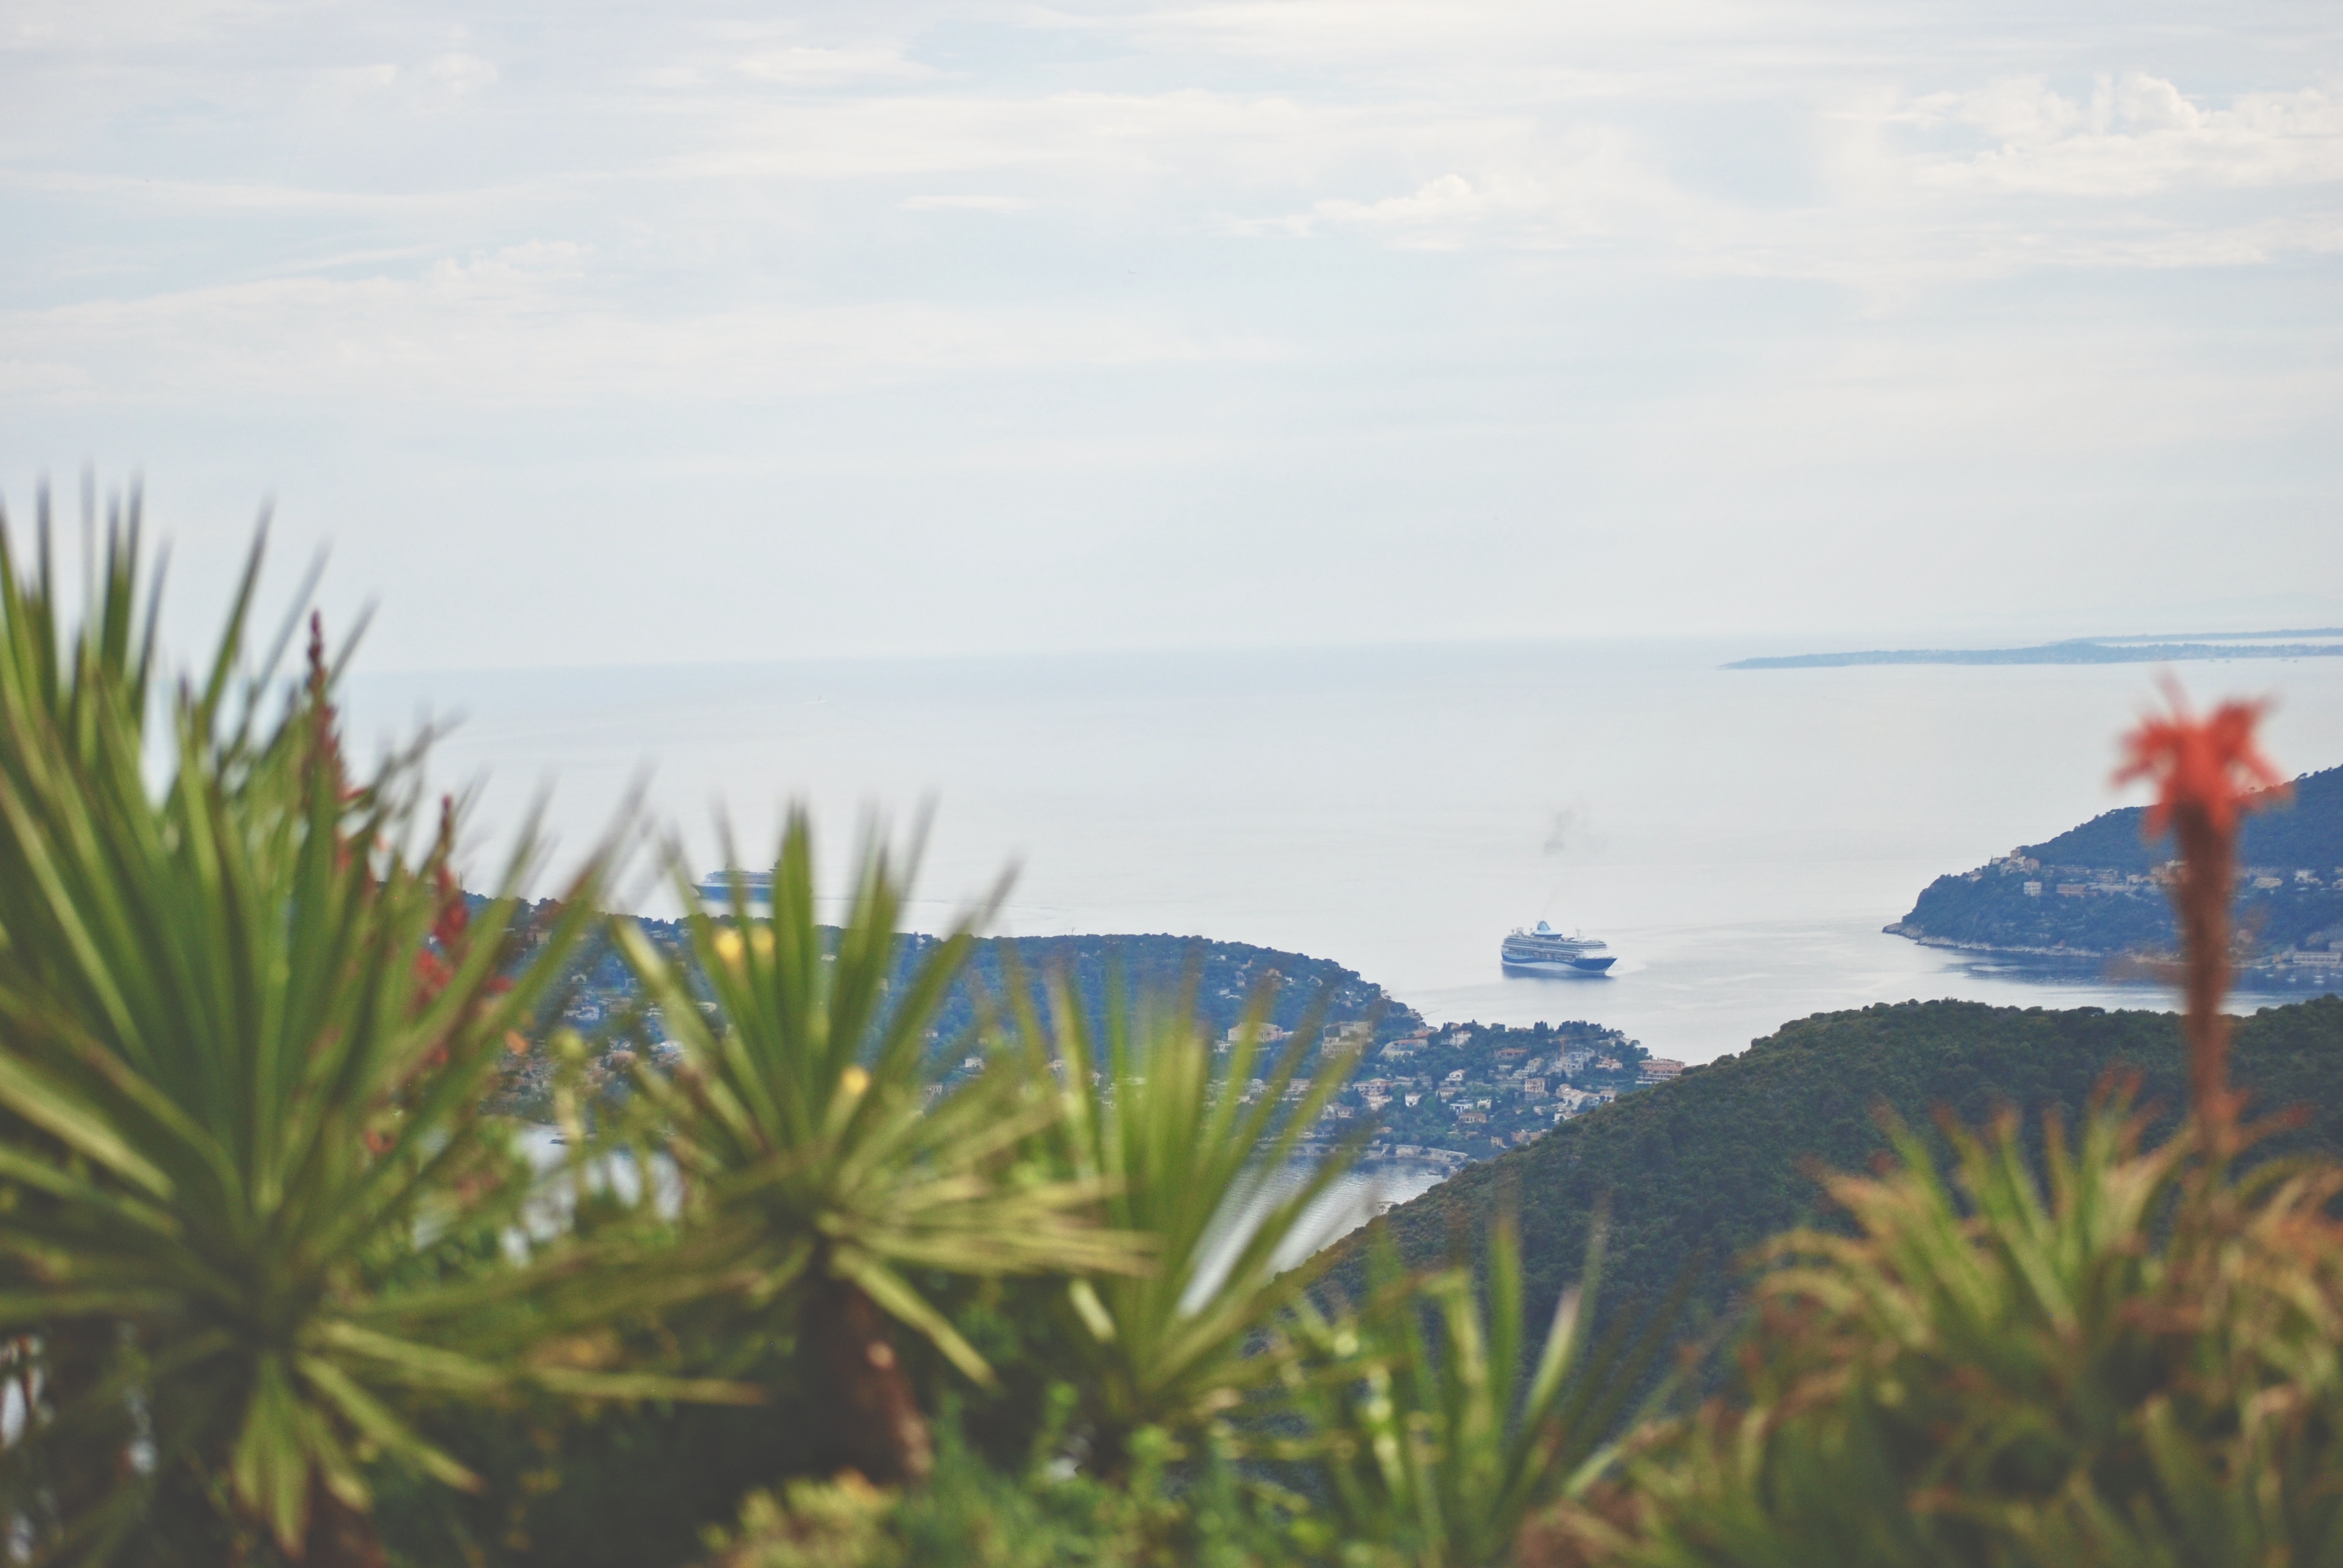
[
  {"x1": 1276, "y1": 1212, "x2": 1678, "y2": 1568},
  {"x1": 701, "y1": 1411, "x2": 1299, "y2": 1568},
  {"x1": 1552, "y1": 1099, "x2": 2343, "y2": 1568}
]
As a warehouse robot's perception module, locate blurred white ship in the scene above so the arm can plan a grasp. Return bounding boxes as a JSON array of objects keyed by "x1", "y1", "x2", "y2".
[{"x1": 1500, "y1": 921, "x2": 1616, "y2": 976}]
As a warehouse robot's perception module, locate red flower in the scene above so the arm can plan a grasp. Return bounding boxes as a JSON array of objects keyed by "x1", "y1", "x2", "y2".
[
  {"x1": 433, "y1": 884, "x2": 467, "y2": 950},
  {"x1": 2113, "y1": 679, "x2": 2289, "y2": 1147},
  {"x1": 413, "y1": 802, "x2": 473, "y2": 1011},
  {"x1": 2114, "y1": 680, "x2": 2288, "y2": 838},
  {"x1": 413, "y1": 950, "x2": 453, "y2": 995}
]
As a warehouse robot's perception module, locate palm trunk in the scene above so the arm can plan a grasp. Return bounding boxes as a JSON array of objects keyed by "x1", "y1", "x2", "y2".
[
  {"x1": 2170, "y1": 804, "x2": 2236, "y2": 1149},
  {"x1": 301, "y1": 1475, "x2": 386, "y2": 1568},
  {"x1": 803, "y1": 1278, "x2": 932, "y2": 1485},
  {"x1": 40, "y1": 1321, "x2": 131, "y2": 1534}
]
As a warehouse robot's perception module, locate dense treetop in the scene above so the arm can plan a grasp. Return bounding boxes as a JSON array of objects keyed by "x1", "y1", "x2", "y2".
[
  {"x1": 1890, "y1": 765, "x2": 2343, "y2": 960},
  {"x1": 1328, "y1": 995, "x2": 2343, "y2": 1353},
  {"x1": 2021, "y1": 763, "x2": 2343, "y2": 874}
]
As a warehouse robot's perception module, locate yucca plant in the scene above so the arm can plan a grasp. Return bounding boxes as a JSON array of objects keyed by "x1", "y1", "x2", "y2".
[
  {"x1": 998, "y1": 975, "x2": 1370, "y2": 1473},
  {"x1": 1279, "y1": 1212, "x2": 1680, "y2": 1568},
  {"x1": 0, "y1": 491, "x2": 174, "y2": 1549},
  {"x1": 610, "y1": 816, "x2": 1147, "y2": 1486},
  {"x1": 0, "y1": 506, "x2": 727, "y2": 1566}
]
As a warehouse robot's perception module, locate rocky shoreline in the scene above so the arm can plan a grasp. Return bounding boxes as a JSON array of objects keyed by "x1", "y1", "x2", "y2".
[{"x1": 1885, "y1": 919, "x2": 2343, "y2": 983}]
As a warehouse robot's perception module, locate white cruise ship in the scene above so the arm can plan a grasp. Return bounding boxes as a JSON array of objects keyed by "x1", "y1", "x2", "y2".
[
  {"x1": 1500, "y1": 921, "x2": 1617, "y2": 976},
  {"x1": 695, "y1": 870, "x2": 773, "y2": 907}
]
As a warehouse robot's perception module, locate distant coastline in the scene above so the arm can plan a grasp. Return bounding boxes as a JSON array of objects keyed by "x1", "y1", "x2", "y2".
[
  {"x1": 1727, "y1": 632, "x2": 2343, "y2": 670},
  {"x1": 1883, "y1": 765, "x2": 2343, "y2": 981}
]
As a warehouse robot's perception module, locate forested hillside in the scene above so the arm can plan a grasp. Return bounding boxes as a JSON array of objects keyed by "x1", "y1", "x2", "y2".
[
  {"x1": 495, "y1": 906, "x2": 1425, "y2": 1116},
  {"x1": 2023, "y1": 763, "x2": 2343, "y2": 872},
  {"x1": 1327, "y1": 996, "x2": 2343, "y2": 1346},
  {"x1": 935, "y1": 931, "x2": 1413, "y2": 1044},
  {"x1": 1889, "y1": 765, "x2": 2343, "y2": 964},
  {"x1": 509, "y1": 905, "x2": 1412, "y2": 1046}
]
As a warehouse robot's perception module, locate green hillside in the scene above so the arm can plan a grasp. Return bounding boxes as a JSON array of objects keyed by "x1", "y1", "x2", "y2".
[
  {"x1": 1326, "y1": 996, "x2": 2343, "y2": 1347},
  {"x1": 1889, "y1": 765, "x2": 2343, "y2": 965},
  {"x1": 2021, "y1": 763, "x2": 2343, "y2": 873}
]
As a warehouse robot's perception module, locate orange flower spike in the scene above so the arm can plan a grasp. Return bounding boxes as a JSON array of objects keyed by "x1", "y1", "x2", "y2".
[
  {"x1": 2113, "y1": 679, "x2": 2288, "y2": 1151},
  {"x1": 2114, "y1": 681, "x2": 2289, "y2": 838}
]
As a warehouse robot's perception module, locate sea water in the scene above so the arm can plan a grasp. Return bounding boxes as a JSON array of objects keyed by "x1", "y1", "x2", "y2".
[{"x1": 347, "y1": 636, "x2": 2343, "y2": 1070}]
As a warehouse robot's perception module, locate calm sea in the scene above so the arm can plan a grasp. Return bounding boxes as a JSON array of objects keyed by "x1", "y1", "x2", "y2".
[{"x1": 347, "y1": 638, "x2": 2343, "y2": 1069}]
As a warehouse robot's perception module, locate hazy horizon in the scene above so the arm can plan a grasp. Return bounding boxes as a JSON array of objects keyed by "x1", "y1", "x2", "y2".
[{"x1": 344, "y1": 636, "x2": 2343, "y2": 1063}]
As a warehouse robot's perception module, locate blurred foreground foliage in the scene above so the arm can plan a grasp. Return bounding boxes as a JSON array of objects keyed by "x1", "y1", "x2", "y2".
[
  {"x1": 2, "y1": 497, "x2": 2341, "y2": 1568},
  {"x1": 1533, "y1": 1099, "x2": 2343, "y2": 1567}
]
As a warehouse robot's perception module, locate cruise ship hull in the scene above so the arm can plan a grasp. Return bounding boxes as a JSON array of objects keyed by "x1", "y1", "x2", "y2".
[{"x1": 1501, "y1": 953, "x2": 1617, "y2": 976}]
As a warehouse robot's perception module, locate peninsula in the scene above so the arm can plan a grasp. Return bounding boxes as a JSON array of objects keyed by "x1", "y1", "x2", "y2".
[
  {"x1": 1726, "y1": 630, "x2": 2343, "y2": 670},
  {"x1": 1886, "y1": 765, "x2": 2343, "y2": 973}
]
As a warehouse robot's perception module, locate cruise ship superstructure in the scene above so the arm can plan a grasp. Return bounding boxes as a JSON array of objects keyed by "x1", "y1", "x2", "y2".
[
  {"x1": 1500, "y1": 921, "x2": 1617, "y2": 976},
  {"x1": 695, "y1": 871, "x2": 773, "y2": 907}
]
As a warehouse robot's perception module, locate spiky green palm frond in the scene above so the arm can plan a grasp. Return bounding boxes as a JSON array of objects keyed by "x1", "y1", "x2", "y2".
[
  {"x1": 0, "y1": 510, "x2": 726, "y2": 1564},
  {"x1": 999, "y1": 973, "x2": 1370, "y2": 1464},
  {"x1": 614, "y1": 814, "x2": 1145, "y2": 1393},
  {"x1": 1277, "y1": 1213, "x2": 1680, "y2": 1568}
]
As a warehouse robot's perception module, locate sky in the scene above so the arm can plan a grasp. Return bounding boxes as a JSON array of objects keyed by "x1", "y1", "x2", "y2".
[{"x1": 4, "y1": 0, "x2": 2341, "y2": 670}]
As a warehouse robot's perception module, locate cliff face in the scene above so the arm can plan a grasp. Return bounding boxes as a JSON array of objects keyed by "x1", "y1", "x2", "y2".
[{"x1": 1888, "y1": 765, "x2": 2343, "y2": 964}]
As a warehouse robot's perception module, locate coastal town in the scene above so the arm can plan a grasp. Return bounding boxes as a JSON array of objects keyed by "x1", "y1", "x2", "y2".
[
  {"x1": 1276, "y1": 1018, "x2": 1667, "y2": 1169},
  {"x1": 1890, "y1": 763, "x2": 2343, "y2": 973},
  {"x1": 1892, "y1": 845, "x2": 2343, "y2": 972},
  {"x1": 482, "y1": 907, "x2": 1674, "y2": 1175}
]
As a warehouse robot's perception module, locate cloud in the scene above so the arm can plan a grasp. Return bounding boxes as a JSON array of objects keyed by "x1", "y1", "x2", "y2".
[
  {"x1": 1188, "y1": 69, "x2": 2343, "y2": 285},
  {"x1": 1064, "y1": 0, "x2": 1796, "y2": 77},
  {"x1": 0, "y1": 242, "x2": 1265, "y2": 407},
  {"x1": 733, "y1": 44, "x2": 936, "y2": 85},
  {"x1": 1297, "y1": 173, "x2": 1542, "y2": 246},
  {"x1": 0, "y1": 169, "x2": 497, "y2": 215},
  {"x1": 1241, "y1": 128, "x2": 1714, "y2": 253},
  {"x1": 4, "y1": 0, "x2": 2340, "y2": 674},
  {"x1": 900, "y1": 193, "x2": 1037, "y2": 211},
  {"x1": 427, "y1": 51, "x2": 499, "y2": 96},
  {"x1": 1899, "y1": 77, "x2": 2343, "y2": 196},
  {"x1": 15, "y1": 5, "x2": 2335, "y2": 292},
  {"x1": 307, "y1": 62, "x2": 401, "y2": 106},
  {"x1": 659, "y1": 88, "x2": 1427, "y2": 185}
]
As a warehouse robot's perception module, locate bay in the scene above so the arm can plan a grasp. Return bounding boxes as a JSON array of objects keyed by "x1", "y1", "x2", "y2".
[{"x1": 347, "y1": 638, "x2": 2343, "y2": 1068}]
